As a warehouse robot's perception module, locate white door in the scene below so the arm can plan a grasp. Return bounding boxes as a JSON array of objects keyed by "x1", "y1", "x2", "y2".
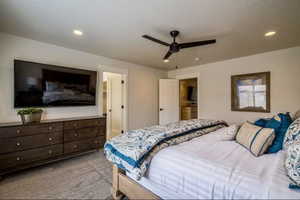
[
  {"x1": 159, "y1": 79, "x2": 179, "y2": 125},
  {"x1": 105, "y1": 72, "x2": 124, "y2": 140}
]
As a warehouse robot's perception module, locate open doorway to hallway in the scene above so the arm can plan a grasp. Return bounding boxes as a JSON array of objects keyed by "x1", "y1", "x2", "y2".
[
  {"x1": 179, "y1": 78, "x2": 198, "y2": 120},
  {"x1": 102, "y1": 72, "x2": 125, "y2": 140}
]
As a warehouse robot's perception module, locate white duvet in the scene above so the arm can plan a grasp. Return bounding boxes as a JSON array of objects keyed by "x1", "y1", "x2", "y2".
[{"x1": 128, "y1": 131, "x2": 300, "y2": 199}]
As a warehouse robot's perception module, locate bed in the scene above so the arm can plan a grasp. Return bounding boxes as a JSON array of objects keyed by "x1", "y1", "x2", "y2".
[{"x1": 108, "y1": 120, "x2": 300, "y2": 199}]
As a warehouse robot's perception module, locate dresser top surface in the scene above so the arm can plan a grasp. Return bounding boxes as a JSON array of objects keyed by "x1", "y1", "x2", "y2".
[{"x1": 0, "y1": 115, "x2": 106, "y2": 128}]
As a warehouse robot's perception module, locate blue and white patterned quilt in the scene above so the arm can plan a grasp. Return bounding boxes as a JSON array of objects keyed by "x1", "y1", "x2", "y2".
[{"x1": 104, "y1": 119, "x2": 227, "y2": 179}]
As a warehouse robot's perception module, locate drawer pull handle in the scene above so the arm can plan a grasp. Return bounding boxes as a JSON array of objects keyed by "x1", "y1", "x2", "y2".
[
  {"x1": 48, "y1": 150, "x2": 52, "y2": 154},
  {"x1": 16, "y1": 142, "x2": 21, "y2": 146},
  {"x1": 49, "y1": 126, "x2": 53, "y2": 130},
  {"x1": 73, "y1": 145, "x2": 77, "y2": 148},
  {"x1": 16, "y1": 157, "x2": 20, "y2": 161},
  {"x1": 16, "y1": 129, "x2": 21, "y2": 134},
  {"x1": 49, "y1": 138, "x2": 52, "y2": 141},
  {"x1": 74, "y1": 134, "x2": 78, "y2": 137}
]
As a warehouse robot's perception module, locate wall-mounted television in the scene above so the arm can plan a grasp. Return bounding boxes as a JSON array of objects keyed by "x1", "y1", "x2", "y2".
[{"x1": 14, "y1": 60, "x2": 97, "y2": 108}]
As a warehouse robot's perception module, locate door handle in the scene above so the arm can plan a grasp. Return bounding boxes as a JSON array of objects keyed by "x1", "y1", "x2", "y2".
[
  {"x1": 159, "y1": 108, "x2": 164, "y2": 111},
  {"x1": 109, "y1": 109, "x2": 112, "y2": 112}
]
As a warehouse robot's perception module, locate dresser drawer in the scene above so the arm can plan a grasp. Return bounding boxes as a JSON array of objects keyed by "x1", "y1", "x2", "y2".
[
  {"x1": 0, "y1": 123, "x2": 63, "y2": 139},
  {"x1": 0, "y1": 144, "x2": 63, "y2": 170},
  {"x1": 64, "y1": 127, "x2": 98, "y2": 142},
  {"x1": 64, "y1": 137, "x2": 104, "y2": 154},
  {"x1": 64, "y1": 119, "x2": 102, "y2": 130},
  {"x1": 97, "y1": 126, "x2": 106, "y2": 136},
  {"x1": 98, "y1": 118, "x2": 106, "y2": 126},
  {"x1": 0, "y1": 132, "x2": 63, "y2": 154},
  {"x1": 94, "y1": 136, "x2": 106, "y2": 148}
]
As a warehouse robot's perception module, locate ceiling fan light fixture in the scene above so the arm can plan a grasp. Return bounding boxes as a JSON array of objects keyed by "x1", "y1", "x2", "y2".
[
  {"x1": 142, "y1": 30, "x2": 216, "y2": 61},
  {"x1": 73, "y1": 30, "x2": 83, "y2": 36},
  {"x1": 264, "y1": 31, "x2": 276, "y2": 37}
]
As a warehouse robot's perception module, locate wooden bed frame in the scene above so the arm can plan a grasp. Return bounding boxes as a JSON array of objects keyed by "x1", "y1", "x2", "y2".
[{"x1": 112, "y1": 165, "x2": 159, "y2": 200}]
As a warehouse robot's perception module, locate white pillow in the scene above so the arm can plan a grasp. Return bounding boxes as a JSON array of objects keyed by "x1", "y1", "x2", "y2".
[{"x1": 211, "y1": 125, "x2": 239, "y2": 141}]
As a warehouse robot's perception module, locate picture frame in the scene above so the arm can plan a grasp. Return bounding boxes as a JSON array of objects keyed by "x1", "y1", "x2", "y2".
[{"x1": 231, "y1": 72, "x2": 270, "y2": 113}]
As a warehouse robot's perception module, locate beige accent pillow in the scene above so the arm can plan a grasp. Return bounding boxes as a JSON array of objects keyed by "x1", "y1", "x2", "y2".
[{"x1": 236, "y1": 122, "x2": 275, "y2": 157}]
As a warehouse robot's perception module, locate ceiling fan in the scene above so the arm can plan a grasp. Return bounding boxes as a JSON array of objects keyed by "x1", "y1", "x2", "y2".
[{"x1": 142, "y1": 30, "x2": 216, "y2": 61}]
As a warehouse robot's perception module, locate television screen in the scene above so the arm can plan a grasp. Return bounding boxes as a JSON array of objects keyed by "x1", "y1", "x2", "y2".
[
  {"x1": 187, "y1": 86, "x2": 197, "y2": 101},
  {"x1": 14, "y1": 60, "x2": 97, "y2": 108}
]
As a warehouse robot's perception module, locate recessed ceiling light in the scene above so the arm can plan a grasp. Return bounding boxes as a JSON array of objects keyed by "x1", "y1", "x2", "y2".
[
  {"x1": 265, "y1": 31, "x2": 276, "y2": 37},
  {"x1": 73, "y1": 30, "x2": 83, "y2": 36},
  {"x1": 164, "y1": 59, "x2": 169, "y2": 63}
]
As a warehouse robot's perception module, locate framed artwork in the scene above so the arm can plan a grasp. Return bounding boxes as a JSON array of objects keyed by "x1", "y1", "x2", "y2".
[{"x1": 231, "y1": 72, "x2": 270, "y2": 113}]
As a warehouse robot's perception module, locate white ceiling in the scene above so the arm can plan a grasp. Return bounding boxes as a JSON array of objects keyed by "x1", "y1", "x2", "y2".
[{"x1": 0, "y1": 0, "x2": 299, "y2": 70}]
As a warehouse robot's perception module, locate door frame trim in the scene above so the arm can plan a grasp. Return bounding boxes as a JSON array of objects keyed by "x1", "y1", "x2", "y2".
[{"x1": 100, "y1": 65, "x2": 128, "y2": 140}]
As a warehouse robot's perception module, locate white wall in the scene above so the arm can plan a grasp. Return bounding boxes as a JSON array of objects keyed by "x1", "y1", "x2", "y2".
[
  {"x1": 168, "y1": 47, "x2": 300, "y2": 124},
  {"x1": 0, "y1": 32, "x2": 167, "y2": 130}
]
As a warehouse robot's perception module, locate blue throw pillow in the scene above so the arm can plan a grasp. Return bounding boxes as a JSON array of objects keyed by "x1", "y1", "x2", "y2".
[
  {"x1": 254, "y1": 118, "x2": 270, "y2": 127},
  {"x1": 265, "y1": 113, "x2": 293, "y2": 153}
]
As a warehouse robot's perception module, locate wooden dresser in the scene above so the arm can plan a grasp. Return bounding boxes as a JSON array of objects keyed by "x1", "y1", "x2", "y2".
[
  {"x1": 181, "y1": 106, "x2": 198, "y2": 120},
  {"x1": 0, "y1": 116, "x2": 106, "y2": 177}
]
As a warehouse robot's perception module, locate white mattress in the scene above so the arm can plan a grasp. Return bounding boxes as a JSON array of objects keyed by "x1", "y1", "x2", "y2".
[{"x1": 128, "y1": 132, "x2": 300, "y2": 199}]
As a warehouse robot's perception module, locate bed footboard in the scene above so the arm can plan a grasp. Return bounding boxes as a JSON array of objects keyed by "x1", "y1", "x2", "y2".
[{"x1": 112, "y1": 165, "x2": 159, "y2": 200}]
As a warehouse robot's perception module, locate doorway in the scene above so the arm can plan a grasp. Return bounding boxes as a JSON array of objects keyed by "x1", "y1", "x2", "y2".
[
  {"x1": 179, "y1": 78, "x2": 198, "y2": 120},
  {"x1": 102, "y1": 72, "x2": 125, "y2": 140}
]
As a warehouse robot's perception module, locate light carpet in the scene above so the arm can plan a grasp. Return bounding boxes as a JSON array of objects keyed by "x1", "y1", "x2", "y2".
[{"x1": 0, "y1": 150, "x2": 113, "y2": 199}]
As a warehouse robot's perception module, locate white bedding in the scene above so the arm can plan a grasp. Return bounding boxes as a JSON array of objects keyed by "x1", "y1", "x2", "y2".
[{"x1": 128, "y1": 132, "x2": 300, "y2": 199}]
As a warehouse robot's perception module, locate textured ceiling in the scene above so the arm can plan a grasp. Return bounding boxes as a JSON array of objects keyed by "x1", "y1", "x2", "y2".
[{"x1": 0, "y1": 0, "x2": 299, "y2": 70}]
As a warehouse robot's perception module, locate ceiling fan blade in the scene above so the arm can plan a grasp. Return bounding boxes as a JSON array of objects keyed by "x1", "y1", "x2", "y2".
[
  {"x1": 163, "y1": 51, "x2": 172, "y2": 60},
  {"x1": 142, "y1": 35, "x2": 170, "y2": 46},
  {"x1": 179, "y1": 39, "x2": 216, "y2": 49}
]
